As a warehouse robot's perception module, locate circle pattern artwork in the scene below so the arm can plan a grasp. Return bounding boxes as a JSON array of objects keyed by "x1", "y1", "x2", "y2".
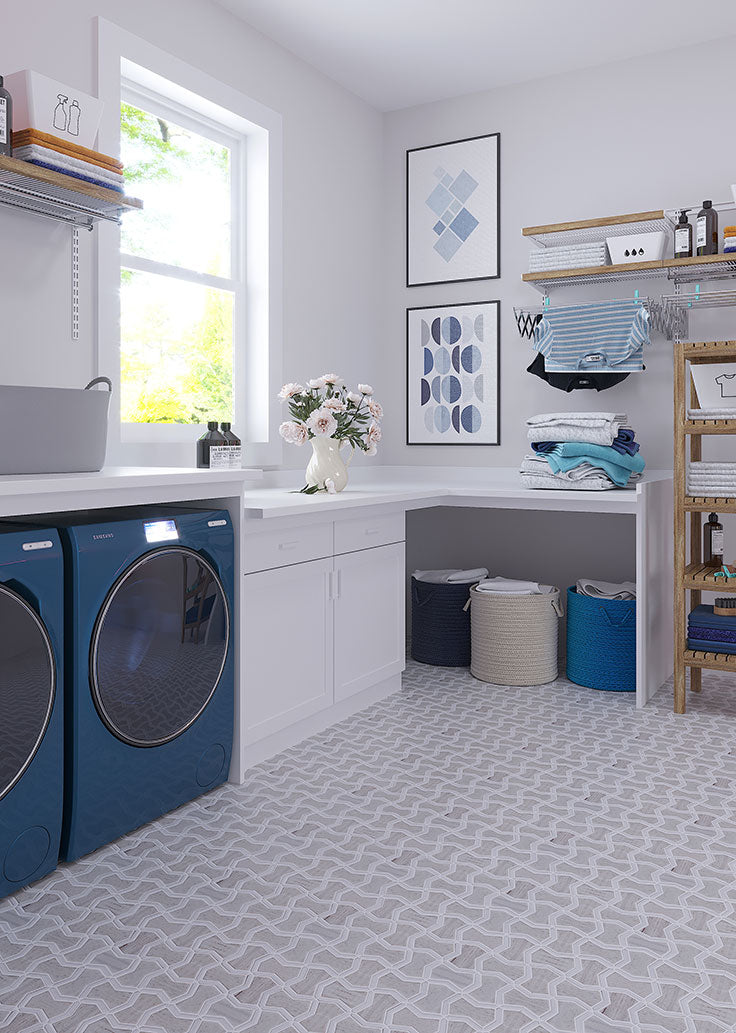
[{"x1": 416, "y1": 307, "x2": 493, "y2": 441}]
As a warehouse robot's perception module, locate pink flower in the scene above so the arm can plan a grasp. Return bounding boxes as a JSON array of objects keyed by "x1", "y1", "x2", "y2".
[
  {"x1": 358, "y1": 383, "x2": 374, "y2": 396},
  {"x1": 321, "y1": 373, "x2": 343, "y2": 387},
  {"x1": 306, "y1": 408, "x2": 338, "y2": 437},
  {"x1": 367, "y1": 422, "x2": 382, "y2": 444},
  {"x1": 278, "y1": 382, "x2": 304, "y2": 400},
  {"x1": 322, "y1": 396, "x2": 347, "y2": 412},
  {"x1": 279, "y1": 420, "x2": 308, "y2": 445},
  {"x1": 367, "y1": 399, "x2": 383, "y2": 419}
]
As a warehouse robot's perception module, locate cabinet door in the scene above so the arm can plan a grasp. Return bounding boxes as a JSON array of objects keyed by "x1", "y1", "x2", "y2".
[
  {"x1": 244, "y1": 557, "x2": 333, "y2": 744},
  {"x1": 334, "y1": 543, "x2": 406, "y2": 702}
]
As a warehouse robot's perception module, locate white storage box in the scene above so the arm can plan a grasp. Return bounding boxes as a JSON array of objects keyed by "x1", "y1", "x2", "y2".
[
  {"x1": 606, "y1": 231, "x2": 666, "y2": 265},
  {"x1": 4, "y1": 70, "x2": 103, "y2": 149}
]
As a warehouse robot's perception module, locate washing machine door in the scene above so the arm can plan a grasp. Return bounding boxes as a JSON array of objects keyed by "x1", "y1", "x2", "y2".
[
  {"x1": 0, "y1": 585, "x2": 56, "y2": 801},
  {"x1": 90, "y1": 547, "x2": 230, "y2": 748}
]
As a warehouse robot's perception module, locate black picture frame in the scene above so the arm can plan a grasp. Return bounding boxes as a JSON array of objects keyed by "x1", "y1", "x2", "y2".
[
  {"x1": 406, "y1": 300, "x2": 501, "y2": 446},
  {"x1": 406, "y1": 133, "x2": 500, "y2": 288}
]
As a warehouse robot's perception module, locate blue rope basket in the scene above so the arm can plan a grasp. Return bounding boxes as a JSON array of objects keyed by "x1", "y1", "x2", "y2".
[
  {"x1": 566, "y1": 586, "x2": 636, "y2": 692},
  {"x1": 411, "y1": 577, "x2": 473, "y2": 667}
]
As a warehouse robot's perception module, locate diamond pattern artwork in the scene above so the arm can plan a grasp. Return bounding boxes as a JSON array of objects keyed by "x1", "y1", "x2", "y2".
[
  {"x1": 426, "y1": 167, "x2": 479, "y2": 262},
  {"x1": 3, "y1": 662, "x2": 736, "y2": 1032}
]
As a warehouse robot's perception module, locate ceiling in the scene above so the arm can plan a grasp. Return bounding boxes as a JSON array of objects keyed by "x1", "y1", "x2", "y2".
[{"x1": 218, "y1": 0, "x2": 736, "y2": 110}]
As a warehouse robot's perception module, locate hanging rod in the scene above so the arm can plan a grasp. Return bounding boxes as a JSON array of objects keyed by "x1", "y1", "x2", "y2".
[{"x1": 514, "y1": 296, "x2": 680, "y2": 342}]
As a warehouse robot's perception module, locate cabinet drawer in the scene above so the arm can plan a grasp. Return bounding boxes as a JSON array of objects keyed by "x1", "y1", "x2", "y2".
[
  {"x1": 244, "y1": 522, "x2": 333, "y2": 573},
  {"x1": 334, "y1": 512, "x2": 405, "y2": 555}
]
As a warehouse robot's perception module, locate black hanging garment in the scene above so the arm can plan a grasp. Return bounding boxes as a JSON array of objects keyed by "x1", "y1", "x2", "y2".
[{"x1": 526, "y1": 353, "x2": 631, "y2": 392}]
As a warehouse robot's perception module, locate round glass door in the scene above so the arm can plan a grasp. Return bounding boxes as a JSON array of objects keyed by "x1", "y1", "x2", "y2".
[
  {"x1": 90, "y1": 548, "x2": 229, "y2": 748},
  {"x1": 0, "y1": 585, "x2": 56, "y2": 801}
]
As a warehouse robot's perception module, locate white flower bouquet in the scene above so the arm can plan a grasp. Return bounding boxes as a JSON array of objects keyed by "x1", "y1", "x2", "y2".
[{"x1": 278, "y1": 374, "x2": 382, "y2": 493}]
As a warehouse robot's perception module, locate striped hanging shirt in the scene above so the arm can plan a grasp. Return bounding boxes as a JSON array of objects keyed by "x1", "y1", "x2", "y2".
[{"x1": 534, "y1": 299, "x2": 650, "y2": 373}]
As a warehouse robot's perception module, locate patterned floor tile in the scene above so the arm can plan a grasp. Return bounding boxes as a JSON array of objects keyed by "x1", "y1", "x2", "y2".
[{"x1": 2, "y1": 663, "x2": 736, "y2": 1031}]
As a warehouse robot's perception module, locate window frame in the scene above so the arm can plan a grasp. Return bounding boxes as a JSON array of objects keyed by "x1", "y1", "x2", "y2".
[
  {"x1": 97, "y1": 19, "x2": 283, "y2": 467},
  {"x1": 119, "y1": 82, "x2": 246, "y2": 443}
]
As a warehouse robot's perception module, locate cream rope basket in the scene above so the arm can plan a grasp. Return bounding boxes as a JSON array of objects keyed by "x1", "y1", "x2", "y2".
[{"x1": 466, "y1": 585, "x2": 563, "y2": 686}]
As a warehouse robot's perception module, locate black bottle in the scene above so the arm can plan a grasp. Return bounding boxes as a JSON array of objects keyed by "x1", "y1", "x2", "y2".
[
  {"x1": 220, "y1": 422, "x2": 242, "y2": 469},
  {"x1": 704, "y1": 512, "x2": 725, "y2": 568},
  {"x1": 197, "y1": 421, "x2": 226, "y2": 468},
  {"x1": 0, "y1": 76, "x2": 12, "y2": 157},
  {"x1": 674, "y1": 210, "x2": 692, "y2": 259},
  {"x1": 696, "y1": 200, "x2": 718, "y2": 257}
]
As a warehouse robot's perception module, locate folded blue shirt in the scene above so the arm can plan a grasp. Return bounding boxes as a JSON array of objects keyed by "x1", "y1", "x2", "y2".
[{"x1": 537, "y1": 442, "x2": 645, "y2": 488}]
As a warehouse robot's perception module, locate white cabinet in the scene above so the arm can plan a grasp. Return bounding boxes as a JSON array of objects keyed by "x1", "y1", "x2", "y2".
[
  {"x1": 243, "y1": 557, "x2": 334, "y2": 744},
  {"x1": 334, "y1": 543, "x2": 405, "y2": 701},
  {"x1": 243, "y1": 514, "x2": 406, "y2": 753}
]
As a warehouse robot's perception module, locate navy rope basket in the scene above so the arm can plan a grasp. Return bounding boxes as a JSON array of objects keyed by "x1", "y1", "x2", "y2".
[
  {"x1": 566, "y1": 586, "x2": 636, "y2": 692},
  {"x1": 411, "y1": 577, "x2": 473, "y2": 667}
]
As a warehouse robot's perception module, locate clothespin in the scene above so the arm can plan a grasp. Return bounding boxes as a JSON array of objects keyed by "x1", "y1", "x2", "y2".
[{"x1": 714, "y1": 564, "x2": 736, "y2": 580}]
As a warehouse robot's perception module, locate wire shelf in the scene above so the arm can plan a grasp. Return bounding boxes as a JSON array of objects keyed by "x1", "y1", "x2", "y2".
[{"x1": 523, "y1": 211, "x2": 675, "y2": 249}]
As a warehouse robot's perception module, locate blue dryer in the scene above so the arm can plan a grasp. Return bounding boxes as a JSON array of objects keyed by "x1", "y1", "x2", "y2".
[
  {"x1": 54, "y1": 507, "x2": 234, "y2": 861},
  {"x1": 0, "y1": 524, "x2": 64, "y2": 899}
]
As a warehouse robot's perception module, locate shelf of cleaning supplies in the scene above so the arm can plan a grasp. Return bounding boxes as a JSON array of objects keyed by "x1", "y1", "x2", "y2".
[
  {"x1": 522, "y1": 210, "x2": 674, "y2": 248},
  {"x1": 684, "y1": 562, "x2": 736, "y2": 590},
  {"x1": 0, "y1": 154, "x2": 142, "y2": 229},
  {"x1": 522, "y1": 253, "x2": 736, "y2": 293},
  {"x1": 683, "y1": 648, "x2": 736, "y2": 671}
]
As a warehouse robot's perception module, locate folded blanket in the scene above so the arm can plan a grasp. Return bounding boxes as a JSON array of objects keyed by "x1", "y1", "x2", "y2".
[
  {"x1": 476, "y1": 578, "x2": 555, "y2": 595},
  {"x1": 688, "y1": 637, "x2": 736, "y2": 655},
  {"x1": 689, "y1": 604, "x2": 736, "y2": 631},
  {"x1": 532, "y1": 442, "x2": 645, "y2": 488},
  {"x1": 576, "y1": 579, "x2": 636, "y2": 600},
  {"x1": 13, "y1": 144, "x2": 125, "y2": 187},
  {"x1": 413, "y1": 568, "x2": 488, "y2": 584},
  {"x1": 527, "y1": 412, "x2": 628, "y2": 446}
]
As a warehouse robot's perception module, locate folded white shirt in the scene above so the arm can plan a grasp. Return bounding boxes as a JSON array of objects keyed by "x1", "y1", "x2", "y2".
[
  {"x1": 576, "y1": 578, "x2": 636, "y2": 600},
  {"x1": 413, "y1": 568, "x2": 488, "y2": 584},
  {"x1": 526, "y1": 412, "x2": 628, "y2": 445}
]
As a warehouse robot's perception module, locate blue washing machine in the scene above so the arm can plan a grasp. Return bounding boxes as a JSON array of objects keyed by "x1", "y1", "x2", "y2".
[
  {"x1": 0, "y1": 524, "x2": 64, "y2": 899},
  {"x1": 48, "y1": 507, "x2": 234, "y2": 861}
]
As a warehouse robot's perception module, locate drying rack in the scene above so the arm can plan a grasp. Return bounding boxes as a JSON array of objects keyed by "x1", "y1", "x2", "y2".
[{"x1": 513, "y1": 295, "x2": 681, "y2": 342}]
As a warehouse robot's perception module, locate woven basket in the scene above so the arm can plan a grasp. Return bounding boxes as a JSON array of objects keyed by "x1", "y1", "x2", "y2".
[
  {"x1": 468, "y1": 586, "x2": 562, "y2": 686},
  {"x1": 411, "y1": 577, "x2": 473, "y2": 667},
  {"x1": 566, "y1": 586, "x2": 636, "y2": 691}
]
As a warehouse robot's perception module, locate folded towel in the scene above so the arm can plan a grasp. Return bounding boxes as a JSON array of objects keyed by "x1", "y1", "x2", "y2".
[
  {"x1": 689, "y1": 604, "x2": 736, "y2": 631},
  {"x1": 687, "y1": 637, "x2": 736, "y2": 655},
  {"x1": 13, "y1": 144, "x2": 125, "y2": 188},
  {"x1": 413, "y1": 568, "x2": 488, "y2": 584},
  {"x1": 527, "y1": 412, "x2": 628, "y2": 446},
  {"x1": 533, "y1": 442, "x2": 645, "y2": 487},
  {"x1": 685, "y1": 625, "x2": 736, "y2": 645},
  {"x1": 687, "y1": 408, "x2": 736, "y2": 419},
  {"x1": 610, "y1": 428, "x2": 640, "y2": 456},
  {"x1": 18, "y1": 157, "x2": 125, "y2": 193},
  {"x1": 520, "y1": 471, "x2": 616, "y2": 491},
  {"x1": 576, "y1": 578, "x2": 636, "y2": 600},
  {"x1": 476, "y1": 578, "x2": 554, "y2": 595},
  {"x1": 11, "y1": 128, "x2": 124, "y2": 171}
]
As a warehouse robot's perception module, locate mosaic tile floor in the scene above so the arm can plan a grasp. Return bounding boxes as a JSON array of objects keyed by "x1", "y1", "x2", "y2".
[{"x1": 3, "y1": 664, "x2": 736, "y2": 1032}]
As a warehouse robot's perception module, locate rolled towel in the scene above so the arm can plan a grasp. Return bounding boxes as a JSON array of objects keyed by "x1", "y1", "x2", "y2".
[{"x1": 576, "y1": 578, "x2": 636, "y2": 600}]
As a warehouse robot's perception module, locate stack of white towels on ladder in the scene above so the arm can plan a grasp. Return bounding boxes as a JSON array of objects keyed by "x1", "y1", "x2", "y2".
[
  {"x1": 520, "y1": 412, "x2": 646, "y2": 491},
  {"x1": 688, "y1": 463, "x2": 736, "y2": 498}
]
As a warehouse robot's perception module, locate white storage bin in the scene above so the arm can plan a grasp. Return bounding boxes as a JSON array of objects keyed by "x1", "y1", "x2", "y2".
[
  {"x1": 4, "y1": 70, "x2": 104, "y2": 149},
  {"x1": 606, "y1": 231, "x2": 666, "y2": 265},
  {"x1": 467, "y1": 585, "x2": 563, "y2": 686}
]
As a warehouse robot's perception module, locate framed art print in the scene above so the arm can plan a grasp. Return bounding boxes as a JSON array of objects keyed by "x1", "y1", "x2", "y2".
[
  {"x1": 406, "y1": 133, "x2": 500, "y2": 287},
  {"x1": 407, "y1": 300, "x2": 500, "y2": 445}
]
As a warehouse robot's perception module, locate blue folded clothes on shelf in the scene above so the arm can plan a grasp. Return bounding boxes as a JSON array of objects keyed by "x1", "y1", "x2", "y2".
[
  {"x1": 533, "y1": 299, "x2": 650, "y2": 374},
  {"x1": 688, "y1": 605, "x2": 736, "y2": 653}
]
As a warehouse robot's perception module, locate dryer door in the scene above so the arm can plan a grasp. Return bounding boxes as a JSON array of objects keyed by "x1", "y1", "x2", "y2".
[
  {"x1": 0, "y1": 585, "x2": 56, "y2": 801},
  {"x1": 90, "y1": 547, "x2": 230, "y2": 748}
]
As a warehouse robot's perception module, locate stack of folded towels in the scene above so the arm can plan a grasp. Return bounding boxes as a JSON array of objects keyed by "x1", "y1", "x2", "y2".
[
  {"x1": 12, "y1": 129, "x2": 125, "y2": 193},
  {"x1": 687, "y1": 462, "x2": 736, "y2": 498},
  {"x1": 688, "y1": 604, "x2": 736, "y2": 655},
  {"x1": 528, "y1": 241, "x2": 610, "y2": 273},
  {"x1": 724, "y1": 227, "x2": 736, "y2": 254},
  {"x1": 520, "y1": 412, "x2": 645, "y2": 491}
]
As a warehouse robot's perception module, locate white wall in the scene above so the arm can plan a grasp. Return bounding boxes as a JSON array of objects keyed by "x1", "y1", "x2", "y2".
[
  {"x1": 1, "y1": 0, "x2": 383, "y2": 468},
  {"x1": 382, "y1": 36, "x2": 736, "y2": 471}
]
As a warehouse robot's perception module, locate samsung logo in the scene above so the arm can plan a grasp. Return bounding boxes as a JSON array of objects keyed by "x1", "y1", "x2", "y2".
[{"x1": 92, "y1": 533, "x2": 115, "y2": 540}]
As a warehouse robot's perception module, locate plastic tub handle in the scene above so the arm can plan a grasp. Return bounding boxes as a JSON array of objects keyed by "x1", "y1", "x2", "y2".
[{"x1": 84, "y1": 377, "x2": 112, "y2": 392}]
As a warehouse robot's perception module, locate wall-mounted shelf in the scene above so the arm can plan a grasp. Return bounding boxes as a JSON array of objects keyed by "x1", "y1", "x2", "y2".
[
  {"x1": 0, "y1": 155, "x2": 142, "y2": 340},
  {"x1": 523, "y1": 210, "x2": 674, "y2": 248},
  {"x1": 522, "y1": 253, "x2": 736, "y2": 294}
]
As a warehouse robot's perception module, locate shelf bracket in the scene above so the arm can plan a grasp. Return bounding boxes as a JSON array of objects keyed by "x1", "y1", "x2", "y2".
[{"x1": 71, "y1": 226, "x2": 80, "y2": 341}]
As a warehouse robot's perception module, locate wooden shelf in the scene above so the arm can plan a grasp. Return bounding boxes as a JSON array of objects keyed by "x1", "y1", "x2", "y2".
[
  {"x1": 0, "y1": 154, "x2": 142, "y2": 229},
  {"x1": 684, "y1": 497, "x2": 736, "y2": 512},
  {"x1": 684, "y1": 648, "x2": 736, "y2": 672},
  {"x1": 684, "y1": 562, "x2": 736, "y2": 590},
  {"x1": 684, "y1": 419, "x2": 736, "y2": 435},
  {"x1": 522, "y1": 210, "x2": 672, "y2": 248},
  {"x1": 682, "y1": 340, "x2": 736, "y2": 363}
]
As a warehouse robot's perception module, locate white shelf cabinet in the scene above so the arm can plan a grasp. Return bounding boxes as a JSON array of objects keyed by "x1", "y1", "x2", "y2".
[{"x1": 242, "y1": 511, "x2": 406, "y2": 758}]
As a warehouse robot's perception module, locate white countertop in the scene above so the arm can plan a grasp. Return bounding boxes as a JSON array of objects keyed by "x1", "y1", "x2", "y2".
[{"x1": 244, "y1": 467, "x2": 673, "y2": 519}]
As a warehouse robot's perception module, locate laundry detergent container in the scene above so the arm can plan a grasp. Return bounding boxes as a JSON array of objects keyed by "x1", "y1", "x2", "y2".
[
  {"x1": 566, "y1": 586, "x2": 636, "y2": 691},
  {"x1": 411, "y1": 577, "x2": 474, "y2": 666},
  {"x1": 468, "y1": 586, "x2": 562, "y2": 686}
]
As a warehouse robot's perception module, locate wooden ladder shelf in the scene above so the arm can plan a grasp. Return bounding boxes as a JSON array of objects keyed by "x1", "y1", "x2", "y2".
[{"x1": 674, "y1": 339, "x2": 736, "y2": 713}]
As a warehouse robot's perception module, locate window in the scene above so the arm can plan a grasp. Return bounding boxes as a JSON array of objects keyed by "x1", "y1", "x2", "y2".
[{"x1": 119, "y1": 87, "x2": 243, "y2": 431}]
